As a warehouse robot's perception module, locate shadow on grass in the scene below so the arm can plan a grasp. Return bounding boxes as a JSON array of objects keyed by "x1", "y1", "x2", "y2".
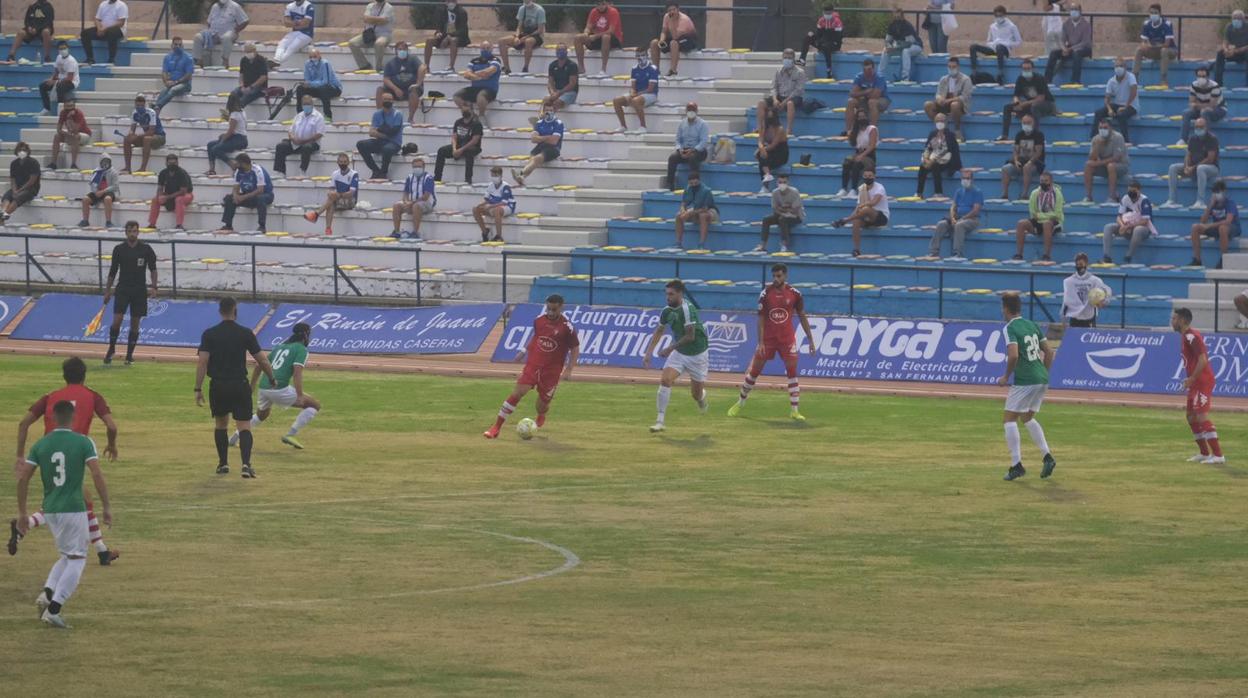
[
  {"x1": 653, "y1": 433, "x2": 716, "y2": 449},
  {"x1": 1206, "y1": 461, "x2": 1248, "y2": 479}
]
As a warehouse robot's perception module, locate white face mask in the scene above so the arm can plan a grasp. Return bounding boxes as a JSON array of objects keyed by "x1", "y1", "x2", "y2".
[
  {"x1": 1098, "y1": 128, "x2": 1109, "y2": 138},
  {"x1": 776, "y1": 183, "x2": 789, "y2": 191},
  {"x1": 1022, "y1": 123, "x2": 1034, "y2": 134},
  {"x1": 995, "y1": 16, "x2": 1006, "y2": 25},
  {"x1": 16, "y1": 151, "x2": 27, "y2": 160},
  {"x1": 491, "y1": 176, "x2": 502, "y2": 185},
  {"x1": 1114, "y1": 66, "x2": 1126, "y2": 77},
  {"x1": 935, "y1": 121, "x2": 946, "y2": 131},
  {"x1": 685, "y1": 111, "x2": 696, "y2": 121},
  {"x1": 1149, "y1": 13, "x2": 1160, "y2": 23},
  {"x1": 961, "y1": 178, "x2": 972, "y2": 188},
  {"x1": 59, "y1": 48, "x2": 68, "y2": 57},
  {"x1": 1070, "y1": 10, "x2": 1081, "y2": 18},
  {"x1": 413, "y1": 166, "x2": 424, "y2": 176},
  {"x1": 1196, "y1": 76, "x2": 1210, "y2": 86},
  {"x1": 948, "y1": 67, "x2": 959, "y2": 76}
]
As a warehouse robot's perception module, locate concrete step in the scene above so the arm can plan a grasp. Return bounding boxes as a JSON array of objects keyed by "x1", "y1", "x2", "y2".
[
  {"x1": 732, "y1": 64, "x2": 780, "y2": 81},
  {"x1": 1171, "y1": 297, "x2": 1246, "y2": 332},
  {"x1": 557, "y1": 200, "x2": 640, "y2": 219},
  {"x1": 592, "y1": 173, "x2": 663, "y2": 190},
  {"x1": 1185, "y1": 283, "x2": 1247, "y2": 301},
  {"x1": 461, "y1": 272, "x2": 537, "y2": 303},
  {"x1": 521, "y1": 227, "x2": 609, "y2": 247},
  {"x1": 484, "y1": 254, "x2": 570, "y2": 276}
]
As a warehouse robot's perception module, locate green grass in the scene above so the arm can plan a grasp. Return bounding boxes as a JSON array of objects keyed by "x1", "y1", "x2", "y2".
[{"x1": 0, "y1": 353, "x2": 1246, "y2": 696}]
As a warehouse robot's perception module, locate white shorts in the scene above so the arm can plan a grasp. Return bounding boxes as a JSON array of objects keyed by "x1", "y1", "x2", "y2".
[
  {"x1": 664, "y1": 349, "x2": 709, "y2": 383},
  {"x1": 45, "y1": 512, "x2": 89, "y2": 558},
  {"x1": 258, "y1": 386, "x2": 298, "y2": 411},
  {"x1": 274, "y1": 31, "x2": 313, "y2": 63},
  {"x1": 415, "y1": 199, "x2": 435, "y2": 214},
  {"x1": 639, "y1": 92, "x2": 658, "y2": 107},
  {"x1": 1005, "y1": 384, "x2": 1047, "y2": 414}
]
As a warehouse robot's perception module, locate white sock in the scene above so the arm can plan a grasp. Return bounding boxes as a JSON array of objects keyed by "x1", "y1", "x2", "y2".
[
  {"x1": 288, "y1": 407, "x2": 317, "y2": 435},
  {"x1": 656, "y1": 385, "x2": 671, "y2": 423},
  {"x1": 1004, "y1": 422, "x2": 1022, "y2": 464},
  {"x1": 1025, "y1": 419, "x2": 1050, "y2": 456},
  {"x1": 250, "y1": 415, "x2": 262, "y2": 428},
  {"x1": 93, "y1": 539, "x2": 108, "y2": 553},
  {"x1": 53, "y1": 556, "x2": 86, "y2": 605},
  {"x1": 694, "y1": 386, "x2": 707, "y2": 405},
  {"x1": 27, "y1": 511, "x2": 45, "y2": 529},
  {"x1": 44, "y1": 556, "x2": 67, "y2": 592}
]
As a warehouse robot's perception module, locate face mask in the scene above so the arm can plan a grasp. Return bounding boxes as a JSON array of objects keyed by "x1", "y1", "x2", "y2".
[
  {"x1": 1021, "y1": 70, "x2": 1033, "y2": 79},
  {"x1": 1235, "y1": 20, "x2": 1244, "y2": 29},
  {"x1": 961, "y1": 178, "x2": 972, "y2": 188},
  {"x1": 1214, "y1": 193, "x2": 1226, "y2": 203},
  {"x1": 1041, "y1": 183, "x2": 1052, "y2": 191},
  {"x1": 1128, "y1": 191, "x2": 1140, "y2": 201},
  {"x1": 100, "y1": 159, "x2": 111, "y2": 169},
  {"x1": 1196, "y1": 76, "x2": 1210, "y2": 86},
  {"x1": 1070, "y1": 9, "x2": 1081, "y2": 18},
  {"x1": 1098, "y1": 128, "x2": 1109, "y2": 138},
  {"x1": 777, "y1": 183, "x2": 789, "y2": 191},
  {"x1": 339, "y1": 163, "x2": 349, "y2": 171},
  {"x1": 935, "y1": 121, "x2": 946, "y2": 131},
  {"x1": 398, "y1": 50, "x2": 409, "y2": 59},
  {"x1": 1022, "y1": 124, "x2": 1034, "y2": 134},
  {"x1": 823, "y1": 12, "x2": 833, "y2": 19},
  {"x1": 135, "y1": 104, "x2": 144, "y2": 111},
  {"x1": 637, "y1": 56, "x2": 648, "y2": 66},
  {"x1": 173, "y1": 45, "x2": 184, "y2": 54},
  {"x1": 16, "y1": 151, "x2": 27, "y2": 160},
  {"x1": 413, "y1": 167, "x2": 424, "y2": 176},
  {"x1": 447, "y1": 2, "x2": 456, "y2": 8},
  {"x1": 59, "y1": 48, "x2": 68, "y2": 58},
  {"x1": 1195, "y1": 127, "x2": 1207, "y2": 137},
  {"x1": 948, "y1": 67, "x2": 959, "y2": 76},
  {"x1": 480, "y1": 50, "x2": 492, "y2": 59},
  {"x1": 1114, "y1": 66, "x2": 1126, "y2": 77},
  {"x1": 863, "y1": 178, "x2": 875, "y2": 186},
  {"x1": 542, "y1": 112, "x2": 554, "y2": 122},
  {"x1": 783, "y1": 58, "x2": 794, "y2": 69},
  {"x1": 686, "y1": 111, "x2": 696, "y2": 121},
  {"x1": 995, "y1": 16, "x2": 1006, "y2": 25},
  {"x1": 556, "y1": 50, "x2": 568, "y2": 59},
  {"x1": 1149, "y1": 13, "x2": 1160, "y2": 23},
  {"x1": 167, "y1": 161, "x2": 177, "y2": 169},
  {"x1": 491, "y1": 176, "x2": 502, "y2": 185},
  {"x1": 687, "y1": 182, "x2": 699, "y2": 190},
  {"x1": 303, "y1": 105, "x2": 313, "y2": 114},
  {"x1": 383, "y1": 103, "x2": 394, "y2": 110}
]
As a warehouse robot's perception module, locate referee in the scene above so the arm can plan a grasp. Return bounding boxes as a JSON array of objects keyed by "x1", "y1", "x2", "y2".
[
  {"x1": 103, "y1": 220, "x2": 157, "y2": 366},
  {"x1": 195, "y1": 297, "x2": 274, "y2": 479}
]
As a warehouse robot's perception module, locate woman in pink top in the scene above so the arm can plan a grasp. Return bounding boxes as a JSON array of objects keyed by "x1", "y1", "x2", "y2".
[{"x1": 650, "y1": 2, "x2": 698, "y2": 76}]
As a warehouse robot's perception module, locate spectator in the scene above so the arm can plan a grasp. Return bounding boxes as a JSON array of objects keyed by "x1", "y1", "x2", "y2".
[
  {"x1": 424, "y1": 0, "x2": 469, "y2": 72},
  {"x1": 147, "y1": 153, "x2": 193, "y2": 230},
  {"x1": 295, "y1": 48, "x2": 341, "y2": 121},
  {"x1": 273, "y1": 95, "x2": 325, "y2": 176},
  {"x1": 1164, "y1": 118, "x2": 1220, "y2": 208},
  {"x1": 454, "y1": 42, "x2": 501, "y2": 125},
  {"x1": 1134, "y1": 3, "x2": 1176, "y2": 86},
  {"x1": 666, "y1": 101, "x2": 708, "y2": 191},
  {"x1": 799, "y1": 2, "x2": 843, "y2": 79},
  {"x1": 837, "y1": 107, "x2": 877, "y2": 197},
  {"x1": 928, "y1": 168, "x2": 982, "y2": 259},
  {"x1": 1214, "y1": 10, "x2": 1248, "y2": 86},
  {"x1": 500, "y1": 0, "x2": 545, "y2": 75},
  {"x1": 650, "y1": 2, "x2": 697, "y2": 77},
  {"x1": 1042, "y1": 0, "x2": 1064, "y2": 55},
  {"x1": 756, "y1": 109, "x2": 789, "y2": 194},
  {"x1": 435, "y1": 106, "x2": 483, "y2": 184},
  {"x1": 1083, "y1": 118, "x2": 1129, "y2": 203},
  {"x1": 674, "y1": 171, "x2": 718, "y2": 249},
  {"x1": 475, "y1": 166, "x2": 515, "y2": 242},
  {"x1": 542, "y1": 44, "x2": 579, "y2": 115},
  {"x1": 921, "y1": 0, "x2": 951, "y2": 55},
  {"x1": 357, "y1": 96, "x2": 403, "y2": 180},
  {"x1": 969, "y1": 5, "x2": 1021, "y2": 85},
  {"x1": 0, "y1": 142, "x2": 39, "y2": 223},
  {"x1": 348, "y1": 0, "x2": 393, "y2": 71},
  {"x1": 843, "y1": 59, "x2": 889, "y2": 133},
  {"x1": 232, "y1": 42, "x2": 268, "y2": 108},
  {"x1": 1179, "y1": 66, "x2": 1226, "y2": 143},
  {"x1": 756, "y1": 173, "x2": 804, "y2": 253},
  {"x1": 1013, "y1": 171, "x2": 1064, "y2": 261},
  {"x1": 1062, "y1": 252, "x2": 1112, "y2": 327},
  {"x1": 575, "y1": 0, "x2": 623, "y2": 77},
  {"x1": 78, "y1": 154, "x2": 118, "y2": 228},
  {"x1": 50, "y1": 99, "x2": 92, "y2": 171},
  {"x1": 39, "y1": 41, "x2": 78, "y2": 116},
  {"x1": 759, "y1": 48, "x2": 805, "y2": 134},
  {"x1": 219, "y1": 153, "x2": 274, "y2": 233},
  {"x1": 1101, "y1": 179, "x2": 1156, "y2": 264},
  {"x1": 1190, "y1": 181, "x2": 1239, "y2": 267},
  {"x1": 392, "y1": 156, "x2": 436, "y2": 239},
  {"x1": 154, "y1": 36, "x2": 194, "y2": 113},
  {"x1": 1092, "y1": 58, "x2": 1139, "y2": 142},
  {"x1": 121, "y1": 94, "x2": 165, "y2": 174},
  {"x1": 1000, "y1": 58, "x2": 1056, "y2": 141},
  {"x1": 924, "y1": 56, "x2": 972, "y2": 142},
  {"x1": 1045, "y1": 3, "x2": 1091, "y2": 84},
  {"x1": 513, "y1": 107, "x2": 563, "y2": 186},
  {"x1": 273, "y1": 0, "x2": 314, "y2": 66},
  {"x1": 378, "y1": 41, "x2": 425, "y2": 124},
  {"x1": 206, "y1": 92, "x2": 247, "y2": 176},
  {"x1": 916, "y1": 113, "x2": 961, "y2": 198},
  {"x1": 194, "y1": 0, "x2": 248, "y2": 69},
  {"x1": 80, "y1": 0, "x2": 127, "y2": 65},
  {"x1": 880, "y1": 6, "x2": 924, "y2": 83},
  {"x1": 303, "y1": 153, "x2": 358, "y2": 236},
  {"x1": 8, "y1": 0, "x2": 54, "y2": 63},
  {"x1": 1001, "y1": 113, "x2": 1045, "y2": 200},
  {"x1": 832, "y1": 169, "x2": 889, "y2": 257},
  {"x1": 613, "y1": 48, "x2": 659, "y2": 134}
]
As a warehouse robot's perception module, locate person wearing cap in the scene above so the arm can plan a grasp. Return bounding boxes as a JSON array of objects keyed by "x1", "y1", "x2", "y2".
[
  {"x1": 1102, "y1": 179, "x2": 1156, "y2": 264},
  {"x1": 1062, "y1": 252, "x2": 1112, "y2": 327},
  {"x1": 543, "y1": 44, "x2": 579, "y2": 115},
  {"x1": 121, "y1": 93, "x2": 165, "y2": 174},
  {"x1": 49, "y1": 98, "x2": 91, "y2": 171},
  {"x1": 79, "y1": 154, "x2": 119, "y2": 228},
  {"x1": 378, "y1": 41, "x2": 426, "y2": 124},
  {"x1": 667, "y1": 102, "x2": 709, "y2": 191}
]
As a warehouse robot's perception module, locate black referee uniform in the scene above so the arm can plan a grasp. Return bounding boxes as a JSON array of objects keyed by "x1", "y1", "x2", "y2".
[
  {"x1": 105, "y1": 237, "x2": 157, "y2": 364},
  {"x1": 198, "y1": 311, "x2": 269, "y2": 477}
]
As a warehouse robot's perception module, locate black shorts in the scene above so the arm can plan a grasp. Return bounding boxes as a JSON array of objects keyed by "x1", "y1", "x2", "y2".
[
  {"x1": 2, "y1": 188, "x2": 37, "y2": 207},
  {"x1": 517, "y1": 32, "x2": 543, "y2": 46},
  {"x1": 1069, "y1": 317, "x2": 1096, "y2": 328},
  {"x1": 86, "y1": 191, "x2": 114, "y2": 206},
  {"x1": 1028, "y1": 218, "x2": 1062, "y2": 235},
  {"x1": 531, "y1": 143, "x2": 561, "y2": 162},
  {"x1": 585, "y1": 34, "x2": 622, "y2": 51},
  {"x1": 430, "y1": 31, "x2": 463, "y2": 47},
  {"x1": 112, "y1": 289, "x2": 148, "y2": 317},
  {"x1": 383, "y1": 83, "x2": 423, "y2": 100},
  {"x1": 661, "y1": 36, "x2": 697, "y2": 53},
  {"x1": 209, "y1": 379, "x2": 253, "y2": 421},
  {"x1": 866, "y1": 211, "x2": 888, "y2": 227},
  {"x1": 455, "y1": 86, "x2": 496, "y2": 104}
]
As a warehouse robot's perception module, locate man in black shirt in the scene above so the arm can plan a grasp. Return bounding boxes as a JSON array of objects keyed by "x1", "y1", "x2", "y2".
[
  {"x1": 542, "y1": 43, "x2": 579, "y2": 116},
  {"x1": 1, "y1": 142, "x2": 40, "y2": 223},
  {"x1": 103, "y1": 220, "x2": 157, "y2": 365},
  {"x1": 232, "y1": 42, "x2": 269, "y2": 108},
  {"x1": 8, "y1": 0, "x2": 54, "y2": 63},
  {"x1": 196, "y1": 296, "x2": 274, "y2": 479},
  {"x1": 1000, "y1": 58, "x2": 1056, "y2": 141},
  {"x1": 434, "y1": 107, "x2": 483, "y2": 184},
  {"x1": 148, "y1": 153, "x2": 193, "y2": 230}
]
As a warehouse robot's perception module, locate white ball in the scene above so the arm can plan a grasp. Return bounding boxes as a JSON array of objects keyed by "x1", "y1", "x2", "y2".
[
  {"x1": 516, "y1": 417, "x2": 537, "y2": 440},
  {"x1": 1088, "y1": 287, "x2": 1108, "y2": 307}
]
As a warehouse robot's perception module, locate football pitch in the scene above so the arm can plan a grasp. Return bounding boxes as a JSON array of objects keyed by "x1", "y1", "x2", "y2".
[{"x1": 1, "y1": 353, "x2": 1246, "y2": 696}]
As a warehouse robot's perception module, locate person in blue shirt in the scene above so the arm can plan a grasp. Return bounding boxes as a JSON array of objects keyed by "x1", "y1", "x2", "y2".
[
  {"x1": 219, "y1": 153, "x2": 274, "y2": 233},
  {"x1": 453, "y1": 41, "x2": 501, "y2": 125},
  {"x1": 303, "y1": 152, "x2": 358, "y2": 236},
  {"x1": 392, "y1": 155, "x2": 436, "y2": 239},
  {"x1": 612, "y1": 48, "x2": 660, "y2": 134},
  {"x1": 512, "y1": 108, "x2": 564, "y2": 186},
  {"x1": 667, "y1": 101, "x2": 709, "y2": 191},
  {"x1": 356, "y1": 96, "x2": 403, "y2": 180},
  {"x1": 378, "y1": 41, "x2": 426, "y2": 124},
  {"x1": 154, "y1": 36, "x2": 194, "y2": 112},
  {"x1": 294, "y1": 48, "x2": 342, "y2": 120},
  {"x1": 475, "y1": 166, "x2": 516, "y2": 242},
  {"x1": 674, "y1": 171, "x2": 718, "y2": 249},
  {"x1": 1134, "y1": 3, "x2": 1177, "y2": 86},
  {"x1": 928, "y1": 168, "x2": 983, "y2": 258},
  {"x1": 843, "y1": 58, "x2": 890, "y2": 135},
  {"x1": 1190, "y1": 179, "x2": 1240, "y2": 268},
  {"x1": 122, "y1": 94, "x2": 166, "y2": 173}
]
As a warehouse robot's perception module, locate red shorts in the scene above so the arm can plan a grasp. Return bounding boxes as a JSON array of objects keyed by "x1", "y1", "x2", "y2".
[
  {"x1": 1186, "y1": 380, "x2": 1214, "y2": 413},
  {"x1": 519, "y1": 364, "x2": 562, "y2": 402},
  {"x1": 753, "y1": 341, "x2": 799, "y2": 375}
]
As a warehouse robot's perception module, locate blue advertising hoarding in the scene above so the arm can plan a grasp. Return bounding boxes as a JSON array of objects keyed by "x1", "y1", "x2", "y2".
[
  {"x1": 10, "y1": 293, "x2": 268, "y2": 347},
  {"x1": 259, "y1": 303, "x2": 505, "y2": 354},
  {"x1": 0, "y1": 295, "x2": 29, "y2": 331},
  {"x1": 1051, "y1": 327, "x2": 1248, "y2": 397}
]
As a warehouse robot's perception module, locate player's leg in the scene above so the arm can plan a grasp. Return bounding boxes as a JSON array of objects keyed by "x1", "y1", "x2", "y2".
[
  {"x1": 125, "y1": 305, "x2": 142, "y2": 363},
  {"x1": 214, "y1": 412, "x2": 232, "y2": 473},
  {"x1": 42, "y1": 512, "x2": 89, "y2": 627},
  {"x1": 651, "y1": 366, "x2": 680, "y2": 432},
  {"x1": 283, "y1": 391, "x2": 321, "y2": 448},
  {"x1": 486, "y1": 381, "x2": 534, "y2": 438},
  {"x1": 1199, "y1": 408, "x2": 1224, "y2": 461},
  {"x1": 84, "y1": 497, "x2": 117, "y2": 564},
  {"x1": 233, "y1": 389, "x2": 274, "y2": 446},
  {"x1": 784, "y1": 350, "x2": 804, "y2": 421},
  {"x1": 1002, "y1": 410, "x2": 1025, "y2": 479},
  {"x1": 1019, "y1": 402, "x2": 1056, "y2": 477},
  {"x1": 729, "y1": 350, "x2": 767, "y2": 416},
  {"x1": 105, "y1": 306, "x2": 125, "y2": 362}
]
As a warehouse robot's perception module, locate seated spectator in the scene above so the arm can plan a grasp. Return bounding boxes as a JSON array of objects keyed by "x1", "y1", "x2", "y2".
[
  {"x1": 154, "y1": 37, "x2": 194, "y2": 113},
  {"x1": 80, "y1": 0, "x2": 127, "y2": 65},
  {"x1": 543, "y1": 44, "x2": 579, "y2": 115},
  {"x1": 303, "y1": 153, "x2": 358, "y2": 236},
  {"x1": 378, "y1": 42, "x2": 426, "y2": 124},
  {"x1": 147, "y1": 153, "x2": 193, "y2": 230},
  {"x1": 1045, "y1": 3, "x2": 1091, "y2": 84},
  {"x1": 1001, "y1": 113, "x2": 1044, "y2": 200},
  {"x1": 1215, "y1": 10, "x2": 1248, "y2": 86},
  {"x1": 756, "y1": 173, "x2": 803, "y2": 253},
  {"x1": 121, "y1": 94, "x2": 165, "y2": 173},
  {"x1": 924, "y1": 57, "x2": 972, "y2": 142},
  {"x1": 1190, "y1": 180, "x2": 1239, "y2": 267},
  {"x1": 613, "y1": 48, "x2": 660, "y2": 134},
  {"x1": 273, "y1": 95, "x2": 325, "y2": 176},
  {"x1": 39, "y1": 41, "x2": 78, "y2": 116},
  {"x1": 1083, "y1": 118, "x2": 1129, "y2": 203},
  {"x1": 0, "y1": 142, "x2": 39, "y2": 223},
  {"x1": 800, "y1": 2, "x2": 843, "y2": 78},
  {"x1": 357, "y1": 97, "x2": 404, "y2": 180},
  {"x1": 435, "y1": 107, "x2": 483, "y2": 184},
  {"x1": 513, "y1": 107, "x2": 563, "y2": 186},
  {"x1": 667, "y1": 101, "x2": 708, "y2": 191},
  {"x1": 880, "y1": 6, "x2": 924, "y2": 83},
  {"x1": 475, "y1": 166, "x2": 516, "y2": 242},
  {"x1": 424, "y1": 0, "x2": 469, "y2": 71},
  {"x1": 1134, "y1": 3, "x2": 1176, "y2": 87},
  {"x1": 832, "y1": 169, "x2": 889, "y2": 257},
  {"x1": 1165, "y1": 118, "x2": 1220, "y2": 208},
  {"x1": 295, "y1": 48, "x2": 342, "y2": 121},
  {"x1": 843, "y1": 59, "x2": 889, "y2": 134},
  {"x1": 838, "y1": 107, "x2": 877, "y2": 197},
  {"x1": 674, "y1": 171, "x2": 718, "y2": 249},
  {"x1": 575, "y1": 0, "x2": 623, "y2": 77},
  {"x1": 916, "y1": 113, "x2": 961, "y2": 198},
  {"x1": 1013, "y1": 171, "x2": 1064, "y2": 261},
  {"x1": 650, "y1": 2, "x2": 698, "y2": 77},
  {"x1": 206, "y1": 92, "x2": 247, "y2": 176},
  {"x1": 273, "y1": 0, "x2": 314, "y2": 65},
  {"x1": 928, "y1": 168, "x2": 982, "y2": 259},
  {"x1": 759, "y1": 49, "x2": 805, "y2": 134},
  {"x1": 50, "y1": 99, "x2": 91, "y2": 170},
  {"x1": 194, "y1": 0, "x2": 248, "y2": 69},
  {"x1": 454, "y1": 42, "x2": 501, "y2": 125},
  {"x1": 78, "y1": 154, "x2": 118, "y2": 228},
  {"x1": 1101, "y1": 179, "x2": 1155, "y2": 264},
  {"x1": 1092, "y1": 57, "x2": 1139, "y2": 142},
  {"x1": 348, "y1": 0, "x2": 393, "y2": 71},
  {"x1": 232, "y1": 43, "x2": 268, "y2": 109},
  {"x1": 8, "y1": 0, "x2": 55, "y2": 64},
  {"x1": 500, "y1": 0, "x2": 545, "y2": 75},
  {"x1": 1180, "y1": 66, "x2": 1226, "y2": 144},
  {"x1": 756, "y1": 110, "x2": 789, "y2": 194},
  {"x1": 219, "y1": 152, "x2": 273, "y2": 233},
  {"x1": 392, "y1": 156, "x2": 435, "y2": 239},
  {"x1": 969, "y1": 5, "x2": 1021, "y2": 84},
  {"x1": 1001, "y1": 58, "x2": 1055, "y2": 141},
  {"x1": 1041, "y1": 0, "x2": 1063, "y2": 55}
]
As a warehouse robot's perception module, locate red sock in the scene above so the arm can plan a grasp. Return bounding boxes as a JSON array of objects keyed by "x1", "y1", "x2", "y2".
[
  {"x1": 536, "y1": 413, "x2": 546, "y2": 428},
  {"x1": 1203, "y1": 420, "x2": 1222, "y2": 457},
  {"x1": 493, "y1": 398, "x2": 518, "y2": 430}
]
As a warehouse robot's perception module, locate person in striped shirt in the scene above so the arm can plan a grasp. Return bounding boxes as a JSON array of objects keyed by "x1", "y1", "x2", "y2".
[
  {"x1": 303, "y1": 152, "x2": 357, "y2": 236},
  {"x1": 474, "y1": 166, "x2": 515, "y2": 242},
  {"x1": 392, "y1": 156, "x2": 436, "y2": 239},
  {"x1": 1179, "y1": 66, "x2": 1227, "y2": 144}
]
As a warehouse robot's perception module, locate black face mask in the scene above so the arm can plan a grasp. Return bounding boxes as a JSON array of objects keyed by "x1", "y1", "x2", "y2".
[
  {"x1": 1128, "y1": 191, "x2": 1140, "y2": 201},
  {"x1": 1041, "y1": 183, "x2": 1052, "y2": 191},
  {"x1": 863, "y1": 178, "x2": 875, "y2": 186}
]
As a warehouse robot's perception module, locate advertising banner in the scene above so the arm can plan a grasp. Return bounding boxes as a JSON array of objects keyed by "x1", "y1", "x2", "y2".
[
  {"x1": 0, "y1": 295, "x2": 28, "y2": 331},
  {"x1": 1051, "y1": 327, "x2": 1248, "y2": 397},
  {"x1": 10, "y1": 293, "x2": 267, "y2": 347},
  {"x1": 259, "y1": 303, "x2": 505, "y2": 354}
]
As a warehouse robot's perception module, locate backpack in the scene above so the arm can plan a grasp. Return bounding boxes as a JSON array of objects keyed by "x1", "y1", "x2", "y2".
[
  {"x1": 971, "y1": 71, "x2": 999, "y2": 85},
  {"x1": 711, "y1": 137, "x2": 736, "y2": 164}
]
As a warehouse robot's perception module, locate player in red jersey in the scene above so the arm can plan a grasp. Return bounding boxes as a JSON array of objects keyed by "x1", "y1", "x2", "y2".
[
  {"x1": 10, "y1": 357, "x2": 120, "y2": 563},
  {"x1": 484, "y1": 294, "x2": 580, "y2": 439},
  {"x1": 1172, "y1": 308, "x2": 1224, "y2": 464},
  {"x1": 727, "y1": 263, "x2": 816, "y2": 420}
]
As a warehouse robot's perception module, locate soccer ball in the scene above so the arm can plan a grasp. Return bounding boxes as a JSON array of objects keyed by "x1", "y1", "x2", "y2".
[
  {"x1": 1088, "y1": 287, "x2": 1108, "y2": 307},
  {"x1": 516, "y1": 418, "x2": 537, "y2": 440}
]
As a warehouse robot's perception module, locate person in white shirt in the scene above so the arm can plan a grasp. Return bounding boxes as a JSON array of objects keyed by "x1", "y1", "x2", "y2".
[
  {"x1": 194, "y1": 0, "x2": 249, "y2": 68},
  {"x1": 392, "y1": 156, "x2": 436, "y2": 239},
  {"x1": 1101, "y1": 179, "x2": 1156, "y2": 264},
  {"x1": 303, "y1": 152, "x2": 358, "y2": 236},
  {"x1": 348, "y1": 0, "x2": 394, "y2": 70},
  {"x1": 80, "y1": 0, "x2": 127, "y2": 64},
  {"x1": 273, "y1": 95, "x2": 325, "y2": 175},
  {"x1": 39, "y1": 41, "x2": 78, "y2": 115},
  {"x1": 206, "y1": 92, "x2": 247, "y2": 175},
  {"x1": 969, "y1": 5, "x2": 1021, "y2": 84},
  {"x1": 274, "y1": 0, "x2": 315, "y2": 65},
  {"x1": 1042, "y1": 0, "x2": 1065, "y2": 55},
  {"x1": 1062, "y1": 252, "x2": 1112, "y2": 327},
  {"x1": 832, "y1": 168, "x2": 889, "y2": 257}
]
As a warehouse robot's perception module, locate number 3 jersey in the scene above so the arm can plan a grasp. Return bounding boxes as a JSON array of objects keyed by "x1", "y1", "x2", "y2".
[
  {"x1": 1005, "y1": 316, "x2": 1048, "y2": 385},
  {"x1": 261, "y1": 341, "x2": 310, "y2": 390},
  {"x1": 26, "y1": 428, "x2": 98, "y2": 514}
]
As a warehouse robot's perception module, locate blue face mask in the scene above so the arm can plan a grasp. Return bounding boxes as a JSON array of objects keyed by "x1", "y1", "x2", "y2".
[
  {"x1": 480, "y1": 49, "x2": 492, "y2": 59},
  {"x1": 398, "y1": 50, "x2": 409, "y2": 59},
  {"x1": 1235, "y1": 19, "x2": 1244, "y2": 29},
  {"x1": 302, "y1": 104, "x2": 313, "y2": 114},
  {"x1": 556, "y1": 50, "x2": 568, "y2": 59},
  {"x1": 173, "y1": 45, "x2": 183, "y2": 55}
]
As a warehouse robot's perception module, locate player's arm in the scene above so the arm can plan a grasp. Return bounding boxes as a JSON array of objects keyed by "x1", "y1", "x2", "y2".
[
  {"x1": 14, "y1": 410, "x2": 37, "y2": 467},
  {"x1": 755, "y1": 309, "x2": 766, "y2": 354},
  {"x1": 641, "y1": 323, "x2": 666, "y2": 368},
  {"x1": 1040, "y1": 339, "x2": 1055, "y2": 370},
  {"x1": 249, "y1": 364, "x2": 262, "y2": 393},
  {"x1": 797, "y1": 309, "x2": 816, "y2": 357},
  {"x1": 252, "y1": 348, "x2": 276, "y2": 385},
  {"x1": 195, "y1": 350, "x2": 209, "y2": 406},
  {"x1": 100, "y1": 412, "x2": 119, "y2": 461},
  {"x1": 104, "y1": 251, "x2": 119, "y2": 301},
  {"x1": 563, "y1": 344, "x2": 579, "y2": 380},
  {"x1": 999, "y1": 342, "x2": 1019, "y2": 386},
  {"x1": 292, "y1": 364, "x2": 305, "y2": 399},
  {"x1": 667, "y1": 325, "x2": 696, "y2": 355},
  {"x1": 1184, "y1": 352, "x2": 1210, "y2": 390},
  {"x1": 86, "y1": 456, "x2": 111, "y2": 527},
  {"x1": 147, "y1": 248, "x2": 159, "y2": 296},
  {"x1": 14, "y1": 458, "x2": 34, "y2": 534}
]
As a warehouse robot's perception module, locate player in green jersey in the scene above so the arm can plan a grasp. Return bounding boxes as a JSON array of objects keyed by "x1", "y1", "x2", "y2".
[
  {"x1": 231, "y1": 322, "x2": 321, "y2": 450},
  {"x1": 15, "y1": 400, "x2": 113, "y2": 629},
  {"x1": 642, "y1": 279, "x2": 710, "y2": 433},
  {"x1": 998, "y1": 293, "x2": 1057, "y2": 481}
]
